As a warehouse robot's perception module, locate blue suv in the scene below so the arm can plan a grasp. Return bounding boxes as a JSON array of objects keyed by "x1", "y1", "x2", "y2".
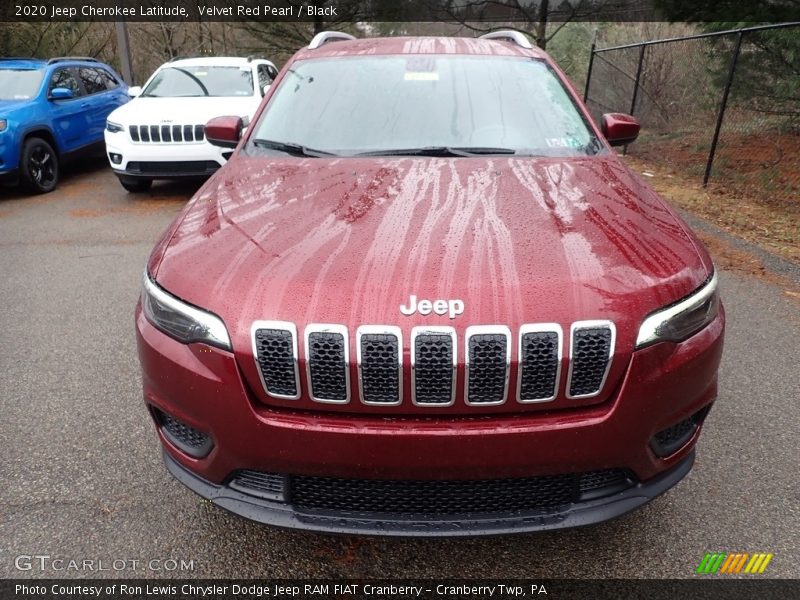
[{"x1": 0, "y1": 57, "x2": 129, "y2": 193}]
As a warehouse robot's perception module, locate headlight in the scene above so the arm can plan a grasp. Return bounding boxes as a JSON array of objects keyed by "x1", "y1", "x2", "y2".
[
  {"x1": 636, "y1": 271, "x2": 719, "y2": 348},
  {"x1": 106, "y1": 120, "x2": 123, "y2": 133},
  {"x1": 0, "y1": 119, "x2": 7, "y2": 132},
  {"x1": 141, "y1": 273, "x2": 231, "y2": 351}
]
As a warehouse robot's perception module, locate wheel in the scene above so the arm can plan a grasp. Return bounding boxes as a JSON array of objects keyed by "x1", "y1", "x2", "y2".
[
  {"x1": 118, "y1": 177, "x2": 153, "y2": 193},
  {"x1": 21, "y1": 137, "x2": 59, "y2": 194}
]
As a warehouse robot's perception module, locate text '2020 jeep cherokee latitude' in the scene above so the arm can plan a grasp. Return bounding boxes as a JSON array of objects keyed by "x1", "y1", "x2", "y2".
[{"x1": 136, "y1": 31, "x2": 724, "y2": 536}]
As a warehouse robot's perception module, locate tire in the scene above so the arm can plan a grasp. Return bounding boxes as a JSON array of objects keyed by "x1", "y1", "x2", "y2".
[
  {"x1": 21, "y1": 137, "x2": 59, "y2": 194},
  {"x1": 118, "y1": 177, "x2": 153, "y2": 193}
]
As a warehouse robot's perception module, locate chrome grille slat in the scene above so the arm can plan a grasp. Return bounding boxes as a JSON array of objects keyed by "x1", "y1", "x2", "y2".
[
  {"x1": 518, "y1": 324, "x2": 562, "y2": 403},
  {"x1": 127, "y1": 123, "x2": 206, "y2": 143},
  {"x1": 306, "y1": 324, "x2": 350, "y2": 403},
  {"x1": 250, "y1": 320, "x2": 617, "y2": 407},
  {"x1": 566, "y1": 321, "x2": 616, "y2": 399},
  {"x1": 411, "y1": 326, "x2": 456, "y2": 406},
  {"x1": 251, "y1": 320, "x2": 301, "y2": 400},
  {"x1": 465, "y1": 326, "x2": 510, "y2": 405},
  {"x1": 357, "y1": 326, "x2": 402, "y2": 406}
]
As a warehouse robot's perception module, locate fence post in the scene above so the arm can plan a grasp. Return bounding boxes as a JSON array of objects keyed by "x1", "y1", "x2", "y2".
[
  {"x1": 629, "y1": 44, "x2": 646, "y2": 115},
  {"x1": 623, "y1": 44, "x2": 646, "y2": 156},
  {"x1": 704, "y1": 30, "x2": 744, "y2": 186},
  {"x1": 583, "y1": 28, "x2": 598, "y2": 102}
]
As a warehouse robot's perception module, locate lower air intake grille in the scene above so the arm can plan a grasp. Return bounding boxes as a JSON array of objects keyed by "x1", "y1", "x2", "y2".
[
  {"x1": 569, "y1": 323, "x2": 614, "y2": 398},
  {"x1": 289, "y1": 469, "x2": 634, "y2": 514},
  {"x1": 229, "y1": 470, "x2": 286, "y2": 501},
  {"x1": 359, "y1": 332, "x2": 401, "y2": 404},
  {"x1": 651, "y1": 407, "x2": 710, "y2": 457},
  {"x1": 466, "y1": 331, "x2": 509, "y2": 404},
  {"x1": 154, "y1": 408, "x2": 212, "y2": 458},
  {"x1": 519, "y1": 329, "x2": 560, "y2": 402},
  {"x1": 126, "y1": 161, "x2": 219, "y2": 175},
  {"x1": 307, "y1": 330, "x2": 348, "y2": 402},
  {"x1": 413, "y1": 330, "x2": 455, "y2": 405},
  {"x1": 254, "y1": 327, "x2": 298, "y2": 398}
]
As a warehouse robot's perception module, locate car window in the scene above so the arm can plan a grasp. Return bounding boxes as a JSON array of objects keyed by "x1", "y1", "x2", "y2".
[
  {"x1": 252, "y1": 56, "x2": 598, "y2": 157},
  {"x1": 142, "y1": 66, "x2": 254, "y2": 98},
  {"x1": 78, "y1": 67, "x2": 109, "y2": 95},
  {"x1": 98, "y1": 68, "x2": 120, "y2": 90},
  {"x1": 257, "y1": 64, "x2": 273, "y2": 91},
  {"x1": 0, "y1": 68, "x2": 44, "y2": 100},
  {"x1": 49, "y1": 68, "x2": 83, "y2": 97}
]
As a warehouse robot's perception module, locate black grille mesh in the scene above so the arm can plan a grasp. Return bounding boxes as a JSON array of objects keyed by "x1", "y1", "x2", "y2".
[
  {"x1": 155, "y1": 408, "x2": 212, "y2": 458},
  {"x1": 289, "y1": 469, "x2": 634, "y2": 514},
  {"x1": 360, "y1": 333, "x2": 400, "y2": 404},
  {"x1": 308, "y1": 331, "x2": 348, "y2": 401},
  {"x1": 467, "y1": 334, "x2": 508, "y2": 404},
  {"x1": 519, "y1": 331, "x2": 560, "y2": 401},
  {"x1": 254, "y1": 328, "x2": 298, "y2": 397},
  {"x1": 650, "y1": 408, "x2": 708, "y2": 457},
  {"x1": 414, "y1": 333, "x2": 454, "y2": 405},
  {"x1": 229, "y1": 470, "x2": 285, "y2": 500},
  {"x1": 569, "y1": 327, "x2": 612, "y2": 397}
]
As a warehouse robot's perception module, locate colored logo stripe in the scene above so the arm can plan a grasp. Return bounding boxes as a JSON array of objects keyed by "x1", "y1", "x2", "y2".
[{"x1": 697, "y1": 552, "x2": 773, "y2": 574}]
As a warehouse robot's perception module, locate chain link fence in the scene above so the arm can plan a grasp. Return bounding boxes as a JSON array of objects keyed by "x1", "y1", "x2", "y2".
[{"x1": 584, "y1": 23, "x2": 800, "y2": 208}]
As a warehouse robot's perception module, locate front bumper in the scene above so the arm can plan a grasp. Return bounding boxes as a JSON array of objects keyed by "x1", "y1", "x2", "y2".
[
  {"x1": 164, "y1": 447, "x2": 695, "y2": 536},
  {"x1": 105, "y1": 131, "x2": 228, "y2": 179},
  {"x1": 136, "y1": 302, "x2": 724, "y2": 533}
]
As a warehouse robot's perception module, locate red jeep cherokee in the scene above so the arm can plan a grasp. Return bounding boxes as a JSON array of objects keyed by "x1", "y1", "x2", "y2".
[{"x1": 136, "y1": 31, "x2": 724, "y2": 535}]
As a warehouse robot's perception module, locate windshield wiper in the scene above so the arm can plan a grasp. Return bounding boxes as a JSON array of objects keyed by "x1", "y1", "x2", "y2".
[
  {"x1": 355, "y1": 146, "x2": 516, "y2": 157},
  {"x1": 251, "y1": 139, "x2": 337, "y2": 158}
]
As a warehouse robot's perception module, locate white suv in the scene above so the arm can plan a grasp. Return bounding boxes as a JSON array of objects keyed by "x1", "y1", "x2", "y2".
[{"x1": 104, "y1": 56, "x2": 277, "y2": 192}]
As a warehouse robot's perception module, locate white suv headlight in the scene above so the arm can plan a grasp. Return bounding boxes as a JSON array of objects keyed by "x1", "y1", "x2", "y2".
[
  {"x1": 141, "y1": 273, "x2": 231, "y2": 350},
  {"x1": 636, "y1": 271, "x2": 719, "y2": 349},
  {"x1": 106, "y1": 120, "x2": 124, "y2": 133}
]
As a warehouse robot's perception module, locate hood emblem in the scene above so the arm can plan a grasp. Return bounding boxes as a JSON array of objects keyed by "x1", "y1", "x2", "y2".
[{"x1": 400, "y1": 295, "x2": 464, "y2": 319}]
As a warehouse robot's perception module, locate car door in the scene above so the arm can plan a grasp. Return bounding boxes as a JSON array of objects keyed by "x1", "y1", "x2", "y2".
[
  {"x1": 47, "y1": 67, "x2": 88, "y2": 152},
  {"x1": 77, "y1": 67, "x2": 116, "y2": 144}
]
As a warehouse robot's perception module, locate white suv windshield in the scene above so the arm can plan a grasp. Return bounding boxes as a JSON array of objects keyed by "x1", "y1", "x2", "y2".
[
  {"x1": 250, "y1": 55, "x2": 598, "y2": 157},
  {"x1": 0, "y1": 68, "x2": 44, "y2": 100},
  {"x1": 143, "y1": 66, "x2": 253, "y2": 98}
]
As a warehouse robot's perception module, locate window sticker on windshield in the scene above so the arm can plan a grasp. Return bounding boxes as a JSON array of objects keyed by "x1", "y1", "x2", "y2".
[
  {"x1": 404, "y1": 72, "x2": 439, "y2": 81},
  {"x1": 545, "y1": 137, "x2": 582, "y2": 148},
  {"x1": 194, "y1": 71, "x2": 208, "y2": 77},
  {"x1": 405, "y1": 57, "x2": 438, "y2": 81}
]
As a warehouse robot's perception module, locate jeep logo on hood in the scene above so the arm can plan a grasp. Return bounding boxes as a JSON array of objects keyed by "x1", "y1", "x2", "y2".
[{"x1": 400, "y1": 295, "x2": 465, "y2": 319}]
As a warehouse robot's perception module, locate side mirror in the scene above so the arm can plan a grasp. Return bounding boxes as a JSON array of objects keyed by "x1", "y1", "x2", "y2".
[
  {"x1": 49, "y1": 87, "x2": 74, "y2": 100},
  {"x1": 128, "y1": 86, "x2": 142, "y2": 98},
  {"x1": 205, "y1": 116, "x2": 243, "y2": 149},
  {"x1": 601, "y1": 113, "x2": 640, "y2": 146},
  {"x1": 262, "y1": 84, "x2": 271, "y2": 96}
]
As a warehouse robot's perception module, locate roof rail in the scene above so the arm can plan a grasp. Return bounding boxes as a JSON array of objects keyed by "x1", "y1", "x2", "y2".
[
  {"x1": 308, "y1": 31, "x2": 356, "y2": 50},
  {"x1": 47, "y1": 56, "x2": 100, "y2": 65},
  {"x1": 479, "y1": 30, "x2": 534, "y2": 49}
]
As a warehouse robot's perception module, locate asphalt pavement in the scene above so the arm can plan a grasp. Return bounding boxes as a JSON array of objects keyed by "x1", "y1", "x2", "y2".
[{"x1": 1, "y1": 161, "x2": 798, "y2": 579}]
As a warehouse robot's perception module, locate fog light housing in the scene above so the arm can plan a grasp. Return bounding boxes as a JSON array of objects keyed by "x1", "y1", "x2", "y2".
[{"x1": 109, "y1": 153, "x2": 122, "y2": 165}]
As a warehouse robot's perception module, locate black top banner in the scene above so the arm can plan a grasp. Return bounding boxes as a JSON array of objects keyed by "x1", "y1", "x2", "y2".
[{"x1": 1, "y1": 0, "x2": 799, "y2": 22}]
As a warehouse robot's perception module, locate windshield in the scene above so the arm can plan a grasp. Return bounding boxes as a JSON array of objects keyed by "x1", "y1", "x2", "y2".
[
  {"x1": 250, "y1": 55, "x2": 598, "y2": 157},
  {"x1": 0, "y1": 68, "x2": 44, "y2": 100},
  {"x1": 142, "y1": 66, "x2": 253, "y2": 98}
]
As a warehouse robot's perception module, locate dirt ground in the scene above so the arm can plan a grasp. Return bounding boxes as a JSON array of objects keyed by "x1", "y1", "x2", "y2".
[{"x1": 623, "y1": 149, "x2": 800, "y2": 265}]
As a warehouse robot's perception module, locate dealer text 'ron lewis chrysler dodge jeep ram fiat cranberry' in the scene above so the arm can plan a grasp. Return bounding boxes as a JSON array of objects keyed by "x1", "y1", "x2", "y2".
[{"x1": 136, "y1": 31, "x2": 724, "y2": 536}]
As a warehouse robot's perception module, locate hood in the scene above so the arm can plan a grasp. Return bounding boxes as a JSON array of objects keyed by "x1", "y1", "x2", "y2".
[
  {"x1": 151, "y1": 154, "x2": 711, "y2": 414},
  {"x1": 0, "y1": 99, "x2": 31, "y2": 112},
  {"x1": 109, "y1": 95, "x2": 260, "y2": 124}
]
